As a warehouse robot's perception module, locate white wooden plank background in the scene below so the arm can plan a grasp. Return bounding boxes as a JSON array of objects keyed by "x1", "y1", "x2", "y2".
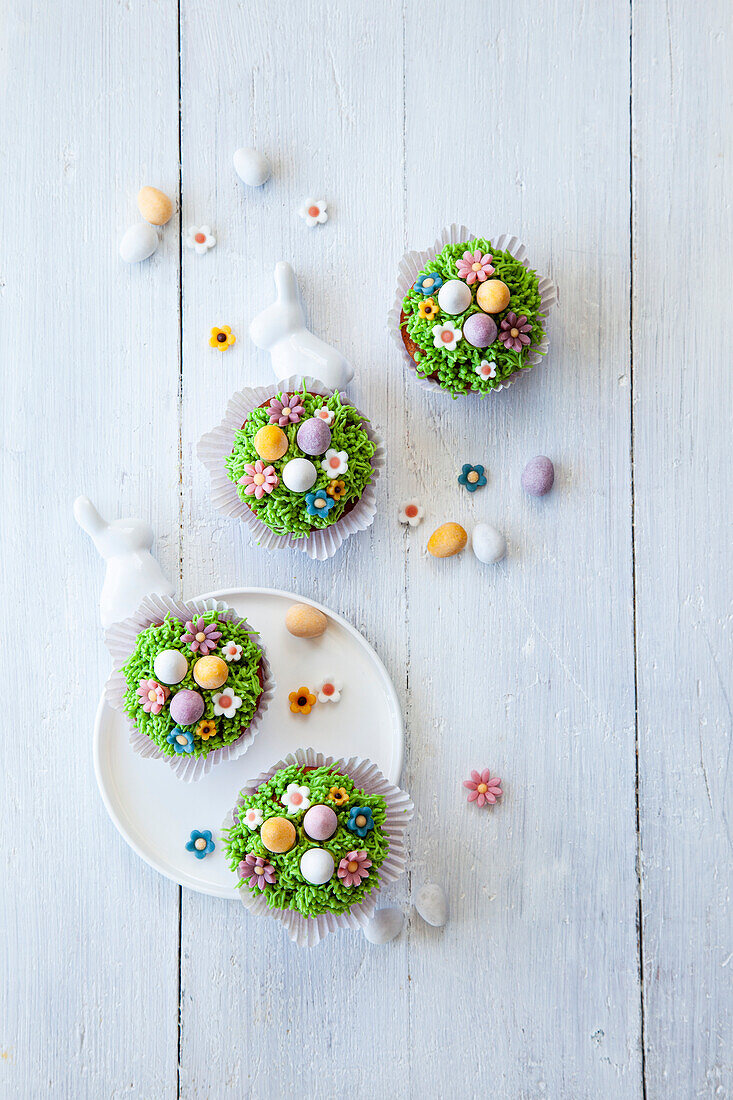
[{"x1": 0, "y1": 1, "x2": 730, "y2": 1097}]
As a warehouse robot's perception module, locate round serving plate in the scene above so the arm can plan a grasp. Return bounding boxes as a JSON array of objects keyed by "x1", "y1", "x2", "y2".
[{"x1": 94, "y1": 587, "x2": 404, "y2": 899}]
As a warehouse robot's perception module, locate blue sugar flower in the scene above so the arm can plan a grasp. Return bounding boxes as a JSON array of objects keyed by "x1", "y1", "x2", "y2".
[
  {"x1": 186, "y1": 829, "x2": 215, "y2": 859},
  {"x1": 414, "y1": 272, "x2": 443, "y2": 296},
  {"x1": 167, "y1": 727, "x2": 195, "y2": 754},
  {"x1": 305, "y1": 490, "x2": 336, "y2": 518},
  {"x1": 346, "y1": 806, "x2": 375, "y2": 838},
  {"x1": 458, "y1": 464, "x2": 487, "y2": 493}
]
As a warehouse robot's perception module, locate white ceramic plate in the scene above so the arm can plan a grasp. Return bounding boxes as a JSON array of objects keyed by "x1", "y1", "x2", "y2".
[{"x1": 94, "y1": 587, "x2": 404, "y2": 898}]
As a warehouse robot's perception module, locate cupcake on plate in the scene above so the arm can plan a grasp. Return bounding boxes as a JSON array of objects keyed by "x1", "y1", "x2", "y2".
[{"x1": 389, "y1": 225, "x2": 557, "y2": 398}]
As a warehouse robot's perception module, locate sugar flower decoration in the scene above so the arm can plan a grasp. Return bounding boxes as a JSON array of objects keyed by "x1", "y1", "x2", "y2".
[
  {"x1": 458, "y1": 463, "x2": 487, "y2": 493},
  {"x1": 209, "y1": 325, "x2": 236, "y2": 350},
  {"x1": 195, "y1": 718, "x2": 217, "y2": 741},
  {"x1": 239, "y1": 853, "x2": 277, "y2": 888},
  {"x1": 476, "y1": 359, "x2": 498, "y2": 381},
  {"x1": 212, "y1": 689, "x2": 242, "y2": 718},
  {"x1": 346, "y1": 806, "x2": 374, "y2": 838},
  {"x1": 321, "y1": 449, "x2": 348, "y2": 477},
  {"x1": 238, "y1": 460, "x2": 278, "y2": 499},
  {"x1": 432, "y1": 320, "x2": 462, "y2": 351},
  {"x1": 328, "y1": 786, "x2": 350, "y2": 807},
  {"x1": 305, "y1": 491, "x2": 335, "y2": 518},
  {"x1": 418, "y1": 297, "x2": 439, "y2": 320},
  {"x1": 241, "y1": 806, "x2": 264, "y2": 831},
  {"x1": 498, "y1": 313, "x2": 532, "y2": 352},
  {"x1": 414, "y1": 272, "x2": 443, "y2": 296},
  {"x1": 456, "y1": 249, "x2": 494, "y2": 284},
  {"x1": 137, "y1": 678, "x2": 169, "y2": 715},
  {"x1": 317, "y1": 678, "x2": 342, "y2": 704},
  {"x1": 167, "y1": 727, "x2": 195, "y2": 755},
  {"x1": 399, "y1": 500, "x2": 424, "y2": 527},
  {"x1": 298, "y1": 199, "x2": 328, "y2": 227},
  {"x1": 186, "y1": 829, "x2": 215, "y2": 859},
  {"x1": 185, "y1": 225, "x2": 216, "y2": 254},
  {"x1": 280, "y1": 782, "x2": 312, "y2": 814},
  {"x1": 289, "y1": 687, "x2": 317, "y2": 715},
  {"x1": 268, "y1": 394, "x2": 305, "y2": 426},
  {"x1": 314, "y1": 406, "x2": 335, "y2": 426},
  {"x1": 180, "y1": 617, "x2": 222, "y2": 655},
  {"x1": 337, "y1": 849, "x2": 372, "y2": 887},
  {"x1": 326, "y1": 479, "x2": 346, "y2": 500},
  {"x1": 222, "y1": 640, "x2": 243, "y2": 662},
  {"x1": 463, "y1": 769, "x2": 502, "y2": 806}
]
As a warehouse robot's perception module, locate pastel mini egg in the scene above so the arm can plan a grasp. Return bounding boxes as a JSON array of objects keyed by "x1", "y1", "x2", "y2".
[
  {"x1": 137, "y1": 186, "x2": 173, "y2": 226},
  {"x1": 300, "y1": 847, "x2": 335, "y2": 885},
  {"x1": 471, "y1": 523, "x2": 507, "y2": 564},
  {"x1": 437, "y1": 279, "x2": 472, "y2": 316},
  {"x1": 282, "y1": 457, "x2": 317, "y2": 493},
  {"x1": 303, "y1": 804, "x2": 338, "y2": 842},
  {"x1": 296, "y1": 417, "x2": 332, "y2": 456},
  {"x1": 119, "y1": 223, "x2": 158, "y2": 263},
  {"x1": 285, "y1": 603, "x2": 328, "y2": 638},
  {"x1": 192, "y1": 655, "x2": 229, "y2": 690},
  {"x1": 476, "y1": 279, "x2": 511, "y2": 314},
  {"x1": 261, "y1": 816, "x2": 296, "y2": 854},
  {"x1": 169, "y1": 688, "x2": 205, "y2": 726},
  {"x1": 415, "y1": 883, "x2": 449, "y2": 928},
  {"x1": 233, "y1": 147, "x2": 271, "y2": 187},
  {"x1": 427, "y1": 522, "x2": 468, "y2": 558},
  {"x1": 521, "y1": 455, "x2": 555, "y2": 497},
  {"x1": 363, "y1": 907, "x2": 404, "y2": 945},
  {"x1": 153, "y1": 648, "x2": 188, "y2": 685},
  {"x1": 463, "y1": 313, "x2": 498, "y2": 349},
  {"x1": 254, "y1": 425, "x2": 288, "y2": 461}
]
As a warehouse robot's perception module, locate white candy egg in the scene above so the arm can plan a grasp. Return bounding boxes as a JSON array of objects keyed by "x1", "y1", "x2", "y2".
[
  {"x1": 300, "y1": 847, "x2": 334, "y2": 885},
  {"x1": 472, "y1": 523, "x2": 507, "y2": 564},
  {"x1": 437, "y1": 278, "x2": 472, "y2": 315},
  {"x1": 153, "y1": 648, "x2": 188, "y2": 685},
  {"x1": 415, "y1": 883, "x2": 449, "y2": 927},
  {"x1": 233, "y1": 147, "x2": 271, "y2": 187},
  {"x1": 363, "y1": 907, "x2": 404, "y2": 945},
  {"x1": 119, "y1": 223, "x2": 159, "y2": 263},
  {"x1": 282, "y1": 457, "x2": 317, "y2": 493}
]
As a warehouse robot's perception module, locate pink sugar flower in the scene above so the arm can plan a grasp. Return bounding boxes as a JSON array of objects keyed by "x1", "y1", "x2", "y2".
[
  {"x1": 337, "y1": 849, "x2": 372, "y2": 887},
  {"x1": 238, "y1": 460, "x2": 278, "y2": 499},
  {"x1": 498, "y1": 312, "x2": 532, "y2": 352},
  {"x1": 456, "y1": 249, "x2": 494, "y2": 284},
  {"x1": 239, "y1": 853, "x2": 277, "y2": 889},
  {"x1": 463, "y1": 769, "x2": 502, "y2": 807},
  {"x1": 137, "y1": 678, "x2": 169, "y2": 715},
  {"x1": 180, "y1": 617, "x2": 222, "y2": 655},
  {"x1": 268, "y1": 395, "x2": 304, "y2": 426}
]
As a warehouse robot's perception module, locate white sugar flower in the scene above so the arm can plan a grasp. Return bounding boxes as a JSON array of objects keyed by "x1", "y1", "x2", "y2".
[
  {"x1": 212, "y1": 690, "x2": 242, "y2": 718},
  {"x1": 399, "y1": 501, "x2": 424, "y2": 527},
  {"x1": 314, "y1": 406, "x2": 335, "y2": 426},
  {"x1": 317, "y1": 678, "x2": 342, "y2": 704},
  {"x1": 432, "y1": 320, "x2": 462, "y2": 351},
  {"x1": 185, "y1": 225, "x2": 216, "y2": 254},
  {"x1": 475, "y1": 359, "x2": 497, "y2": 381},
  {"x1": 280, "y1": 783, "x2": 311, "y2": 814},
  {"x1": 298, "y1": 199, "x2": 328, "y2": 227},
  {"x1": 242, "y1": 807, "x2": 263, "y2": 830},
  {"x1": 222, "y1": 641, "x2": 243, "y2": 662},
  {"x1": 321, "y1": 449, "x2": 348, "y2": 477}
]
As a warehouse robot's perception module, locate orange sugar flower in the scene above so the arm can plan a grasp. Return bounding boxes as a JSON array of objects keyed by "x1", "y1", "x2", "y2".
[
  {"x1": 195, "y1": 719, "x2": 217, "y2": 741},
  {"x1": 418, "y1": 297, "x2": 439, "y2": 320},
  {"x1": 289, "y1": 687, "x2": 317, "y2": 715},
  {"x1": 328, "y1": 786, "x2": 349, "y2": 807},
  {"x1": 209, "y1": 325, "x2": 236, "y2": 350},
  {"x1": 326, "y1": 479, "x2": 346, "y2": 500}
]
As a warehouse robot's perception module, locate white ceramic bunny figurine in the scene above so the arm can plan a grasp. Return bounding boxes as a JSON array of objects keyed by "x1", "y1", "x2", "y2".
[
  {"x1": 73, "y1": 496, "x2": 175, "y2": 628},
  {"x1": 249, "y1": 261, "x2": 354, "y2": 390}
]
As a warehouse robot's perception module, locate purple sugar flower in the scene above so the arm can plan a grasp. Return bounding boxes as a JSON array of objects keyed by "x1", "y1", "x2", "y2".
[
  {"x1": 498, "y1": 312, "x2": 532, "y2": 352},
  {"x1": 180, "y1": 616, "x2": 222, "y2": 655},
  {"x1": 268, "y1": 395, "x2": 304, "y2": 426},
  {"x1": 239, "y1": 853, "x2": 277, "y2": 889}
]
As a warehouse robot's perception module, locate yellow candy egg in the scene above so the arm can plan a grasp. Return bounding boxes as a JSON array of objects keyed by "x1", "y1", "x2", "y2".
[
  {"x1": 137, "y1": 186, "x2": 173, "y2": 226},
  {"x1": 476, "y1": 279, "x2": 511, "y2": 314},
  {"x1": 192, "y1": 655, "x2": 229, "y2": 690},
  {"x1": 254, "y1": 425, "x2": 289, "y2": 461},
  {"x1": 285, "y1": 603, "x2": 328, "y2": 638},
  {"x1": 427, "y1": 522, "x2": 468, "y2": 558},
  {"x1": 261, "y1": 816, "x2": 297, "y2": 854}
]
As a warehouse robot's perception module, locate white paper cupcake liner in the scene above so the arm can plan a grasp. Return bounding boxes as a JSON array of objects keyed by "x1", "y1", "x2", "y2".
[
  {"x1": 104, "y1": 593, "x2": 275, "y2": 782},
  {"x1": 387, "y1": 223, "x2": 559, "y2": 397},
  {"x1": 197, "y1": 374, "x2": 385, "y2": 561},
  {"x1": 222, "y1": 747, "x2": 414, "y2": 947}
]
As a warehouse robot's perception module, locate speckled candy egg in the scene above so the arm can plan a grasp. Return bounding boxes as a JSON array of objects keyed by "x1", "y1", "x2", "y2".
[
  {"x1": 282, "y1": 457, "x2": 317, "y2": 493},
  {"x1": 254, "y1": 425, "x2": 288, "y2": 461},
  {"x1": 169, "y1": 688, "x2": 205, "y2": 726},
  {"x1": 427, "y1": 522, "x2": 468, "y2": 558},
  {"x1": 153, "y1": 648, "x2": 188, "y2": 685},
  {"x1": 303, "y1": 804, "x2": 338, "y2": 842},
  {"x1": 463, "y1": 313, "x2": 498, "y2": 349},
  {"x1": 521, "y1": 455, "x2": 555, "y2": 497},
  {"x1": 192, "y1": 655, "x2": 229, "y2": 690},
  {"x1": 137, "y1": 186, "x2": 173, "y2": 226},
  {"x1": 260, "y1": 816, "x2": 297, "y2": 853},
  {"x1": 472, "y1": 523, "x2": 507, "y2": 564},
  {"x1": 296, "y1": 417, "x2": 332, "y2": 456},
  {"x1": 300, "y1": 847, "x2": 335, "y2": 885},
  {"x1": 285, "y1": 603, "x2": 328, "y2": 638},
  {"x1": 476, "y1": 279, "x2": 511, "y2": 314},
  {"x1": 437, "y1": 279, "x2": 472, "y2": 316}
]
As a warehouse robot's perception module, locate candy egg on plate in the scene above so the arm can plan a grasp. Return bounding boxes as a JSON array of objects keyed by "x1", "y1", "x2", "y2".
[
  {"x1": 285, "y1": 603, "x2": 328, "y2": 638},
  {"x1": 282, "y1": 457, "x2": 317, "y2": 493},
  {"x1": 300, "y1": 847, "x2": 335, "y2": 885},
  {"x1": 437, "y1": 279, "x2": 472, "y2": 315},
  {"x1": 153, "y1": 649, "x2": 188, "y2": 685}
]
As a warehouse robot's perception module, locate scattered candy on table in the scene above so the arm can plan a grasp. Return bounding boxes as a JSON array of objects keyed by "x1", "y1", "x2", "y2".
[
  {"x1": 498, "y1": 312, "x2": 532, "y2": 351},
  {"x1": 185, "y1": 829, "x2": 215, "y2": 859},
  {"x1": 415, "y1": 883, "x2": 448, "y2": 928},
  {"x1": 432, "y1": 320, "x2": 462, "y2": 351},
  {"x1": 209, "y1": 325, "x2": 236, "y2": 351},
  {"x1": 522, "y1": 455, "x2": 555, "y2": 496},
  {"x1": 463, "y1": 312, "x2": 497, "y2": 349},
  {"x1": 192, "y1": 655, "x2": 229, "y2": 690},
  {"x1": 437, "y1": 279, "x2": 472, "y2": 315},
  {"x1": 299, "y1": 847, "x2": 334, "y2": 884},
  {"x1": 137, "y1": 186, "x2": 173, "y2": 226},
  {"x1": 253, "y1": 425, "x2": 289, "y2": 462},
  {"x1": 471, "y1": 523, "x2": 506, "y2": 564},
  {"x1": 427, "y1": 522, "x2": 468, "y2": 558},
  {"x1": 399, "y1": 500, "x2": 424, "y2": 526},
  {"x1": 463, "y1": 769, "x2": 502, "y2": 806},
  {"x1": 169, "y1": 689, "x2": 205, "y2": 726},
  {"x1": 298, "y1": 199, "x2": 328, "y2": 226},
  {"x1": 456, "y1": 249, "x2": 494, "y2": 284},
  {"x1": 288, "y1": 687, "x2": 317, "y2": 715},
  {"x1": 281, "y1": 457, "x2": 317, "y2": 493},
  {"x1": 180, "y1": 618, "x2": 221, "y2": 655},
  {"x1": 363, "y1": 907, "x2": 404, "y2": 945},
  {"x1": 233, "y1": 146, "x2": 271, "y2": 187},
  {"x1": 260, "y1": 816, "x2": 296, "y2": 853},
  {"x1": 303, "y1": 804, "x2": 338, "y2": 841},
  {"x1": 476, "y1": 278, "x2": 510, "y2": 314},
  {"x1": 212, "y1": 689, "x2": 242, "y2": 718},
  {"x1": 297, "y1": 417, "x2": 332, "y2": 456},
  {"x1": 317, "y1": 678, "x2": 342, "y2": 704},
  {"x1": 185, "y1": 225, "x2": 216, "y2": 254},
  {"x1": 458, "y1": 464, "x2": 487, "y2": 493},
  {"x1": 475, "y1": 359, "x2": 498, "y2": 382},
  {"x1": 285, "y1": 603, "x2": 327, "y2": 638},
  {"x1": 153, "y1": 648, "x2": 188, "y2": 685},
  {"x1": 119, "y1": 223, "x2": 158, "y2": 263},
  {"x1": 337, "y1": 850, "x2": 372, "y2": 887},
  {"x1": 167, "y1": 727, "x2": 195, "y2": 754}
]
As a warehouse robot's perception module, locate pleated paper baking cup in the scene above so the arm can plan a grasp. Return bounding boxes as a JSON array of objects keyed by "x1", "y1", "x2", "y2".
[
  {"x1": 197, "y1": 375, "x2": 384, "y2": 561},
  {"x1": 222, "y1": 748, "x2": 413, "y2": 947},
  {"x1": 388, "y1": 223, "x2": 558, "y2": 397},
  {"x1": 104, "y1": 593, "x2": 275, "y2": 782}
]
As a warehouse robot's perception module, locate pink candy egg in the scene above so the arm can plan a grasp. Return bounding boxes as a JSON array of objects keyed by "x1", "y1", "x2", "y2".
[
  {"x1": 302, "y1": 804, "x2": 338, "y2": 841},
  {"x1": 296, "y1": 417, "x2": 332, "y2": 456},
  {"x1": 463, "y1": 313, "x2": 498, "y2": 349},
  {"x1": 169, "y1": 688, "x2": 205, "y2": 726}
]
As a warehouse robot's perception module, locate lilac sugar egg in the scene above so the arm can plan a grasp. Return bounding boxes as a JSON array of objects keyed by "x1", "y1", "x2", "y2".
[
  {"x1": 296, "y1": 417, "x2": 332, "y2": 456},
  {"x1": 521, "y1": 456, "x2": 555, "y2": 497},
  {"x1": 303, "y1": 804, "x2": 338, "y2": 842},
  {"x1": 169, "y1": 688, "x2": 205, "y2": 726},
  {"x1": 463, "y1": 312, "x2": 498, "y2": 349}
]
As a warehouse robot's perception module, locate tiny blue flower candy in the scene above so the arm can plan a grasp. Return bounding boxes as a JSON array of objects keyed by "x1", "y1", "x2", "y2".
[
  {"x1": 186, "y1": 829, "x2": 215, "y2": 859},
  {"x1": 346, "y1": 806, "x2": 375, "y2": 838},
  {"x1": 305, "y1": 490, "x2": 336, "y2": 518},
  {"x1": 458, "y1": 463, "x2": 487, "y2": 493},
  {"x1": 414, "y1": 272, "x2": 443, "y2": 296},
  {"x1": 167, "y1": 727, "x2": 195, "y2": 754}
]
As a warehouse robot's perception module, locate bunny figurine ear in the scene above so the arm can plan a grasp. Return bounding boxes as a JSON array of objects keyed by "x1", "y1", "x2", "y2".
[{"x1": 248, "y1": 261, "x2": 354, "y2": 392}]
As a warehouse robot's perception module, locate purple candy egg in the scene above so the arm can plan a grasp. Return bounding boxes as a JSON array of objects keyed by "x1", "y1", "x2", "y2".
[
  {"x1": 296, "y1": 417, "x2": 332, "y2": 456},
  {"x1": 521, "y1": 455, "x2": 555, "y2": 497},
  {"x1": 302, "y1": 804, "x2": 338, "y2": 842},
  {"x1": 463, "y1": 312, "x2": 498, "y2": 349},
  {"x1": 169, "y1": 688, "x2": 205, "y2": 726}
]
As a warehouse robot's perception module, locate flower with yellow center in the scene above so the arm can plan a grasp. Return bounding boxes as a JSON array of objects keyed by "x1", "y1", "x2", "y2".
[{"x1": 209, "y1": 325, "x2": 236, "y2": 350}]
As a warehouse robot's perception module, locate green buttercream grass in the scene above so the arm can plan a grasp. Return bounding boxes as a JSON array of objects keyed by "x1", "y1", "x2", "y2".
[
  {"x1": 225, "y1": 764, "x2": 389, "y2": 918},
  {"x1": 402, "y1": 237, "x2": 546, "y2": 398},
  {"x1": 121, "y1": 611, "x2": 263, "y2": 757},
  {"x1": 224, "y1": 387, "x2": 376, "y2": 540}
]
